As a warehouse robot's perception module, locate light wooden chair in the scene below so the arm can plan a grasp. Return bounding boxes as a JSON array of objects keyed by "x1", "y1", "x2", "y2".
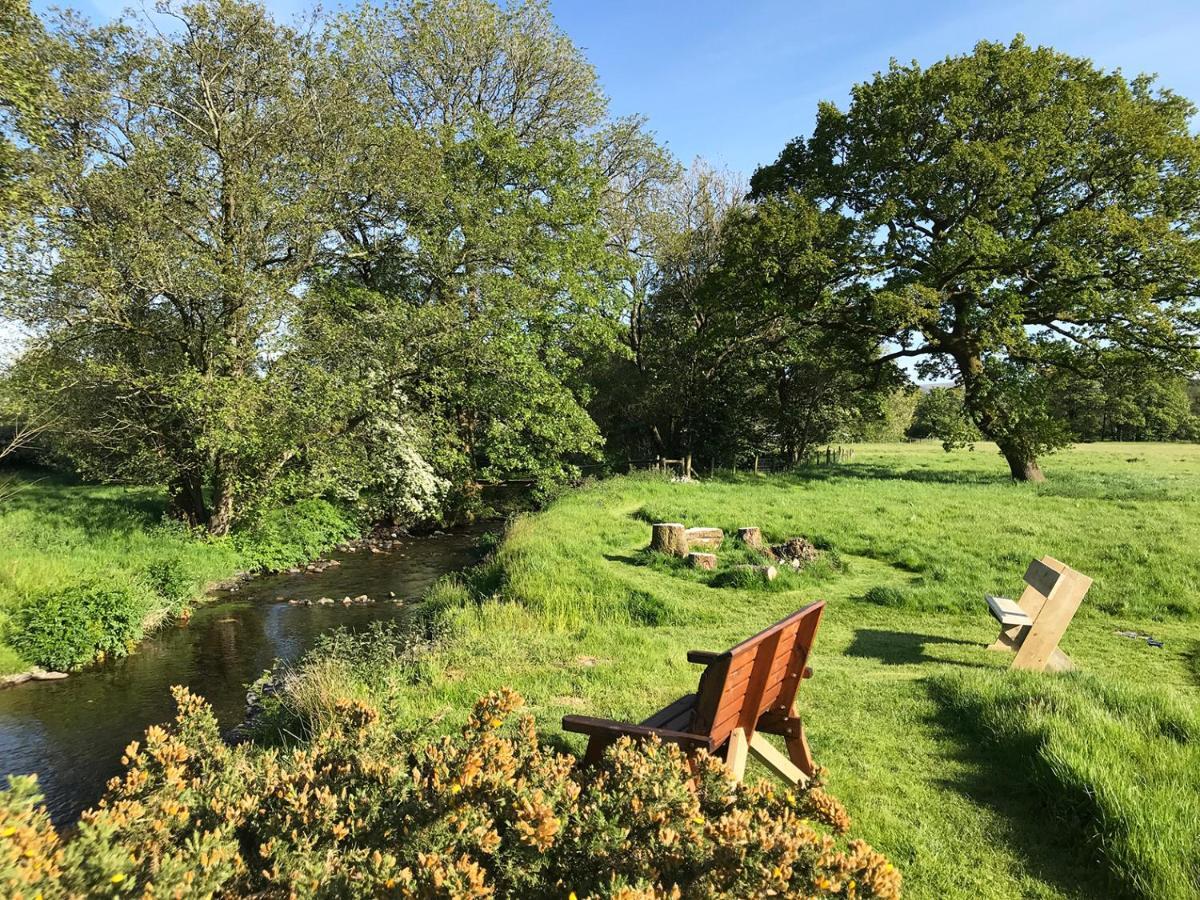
[
  {"x1": 564, "y1": 602, "x2": 825, "y2": 784},
  {"x1": 985, "y1": 556, "x2": 1092, "y2": 672}
]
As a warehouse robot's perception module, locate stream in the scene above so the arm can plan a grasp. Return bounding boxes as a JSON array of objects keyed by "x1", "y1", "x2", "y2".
[{"x1": 0, "y1": 525, "x2": 486, "y2": 826}]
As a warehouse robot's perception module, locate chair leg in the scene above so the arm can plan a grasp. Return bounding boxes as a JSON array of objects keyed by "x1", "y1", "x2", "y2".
[
  {"x1": 784, "y1": 718, "x2": 815, "y2": 776},
  {"x1": 987, "y1": 624, "x2": 1026, "y2": 652},
  {"x1": 581, "y1": 736, "x2": 613, "y2": 767},
  {"x1": 726, "y1": 727, "x2": 749, "y2": 781},
  {"x1": 748, "y1": 732, "x2": 809, "y2": 786}
]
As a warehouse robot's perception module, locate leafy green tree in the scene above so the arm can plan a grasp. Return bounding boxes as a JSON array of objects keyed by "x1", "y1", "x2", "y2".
[
  {"x1": 311, "y1": 0, "x2": 634, "y2": 490},
  {"x1": 617, "y1": 163, "x2": 896, "y2": 467},
  {"x1": 1, "y1": 0, "x2": 361, "y2": 532},
  {"x1": 908, "y1": 387, "x2": 982, "y2": 446},
  {"x1": 1051, "y1": 354, "x2": 1199, "y2": 441},
  {"x1": 752, "y1": 37, "x2": 1200, "y2": 480}
]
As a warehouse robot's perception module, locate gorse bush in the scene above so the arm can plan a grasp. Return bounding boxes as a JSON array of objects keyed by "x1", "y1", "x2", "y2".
[
  {"x1": 0, "y1": 688, "x2": 901, "y2": 899},
  {"x1": 8, "y1": 582, "x2": 147, "y2": 671}
]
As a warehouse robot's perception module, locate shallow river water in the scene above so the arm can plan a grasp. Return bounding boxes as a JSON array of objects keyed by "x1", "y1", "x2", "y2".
[{"x1": 0, "y1": 526, "x2": 485, "y2": 825}]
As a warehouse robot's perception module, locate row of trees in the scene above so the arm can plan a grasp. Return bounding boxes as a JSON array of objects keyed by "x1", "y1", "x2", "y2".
[{"x1": 3, "y1": 0, "x2": 1198, "y2": 533}]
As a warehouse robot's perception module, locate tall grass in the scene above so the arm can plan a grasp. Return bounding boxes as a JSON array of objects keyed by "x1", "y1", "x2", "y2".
[
  {"x1": 0, "y1": 469, "x2": 356, "y2": 673},
  {"x1": 931, "y1": 670, "x2": 1200, "y2": 899}
]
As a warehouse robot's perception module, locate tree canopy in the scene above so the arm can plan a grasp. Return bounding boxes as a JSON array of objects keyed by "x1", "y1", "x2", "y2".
[{"x1": 751, "y1": 37, "x2": 1200, "y2": 479}]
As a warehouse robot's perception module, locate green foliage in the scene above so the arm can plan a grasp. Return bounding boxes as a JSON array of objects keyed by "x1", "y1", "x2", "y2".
[
  {"x1": 141, "y1": 555, "x2": 193, "y2": 606},
  {"x1": 0, "y1": 687, "x2": 901, "y2": 899},
  {"x1": 0, "y1": 471, "x2": 355, "y2": 674},
  {"x1": 932, "y1": 670, "x2": 1200, "y2": 898},
  {"x1": 9, "y1": 581, "x2": 147, "y2": 671},
  {"x1": 234, "y1": 499, "x2": 358, "y2": 573},
  {"x1": 751, "y1": 36, "x2": 1200, "y2": 479},
  {"x1": 908, "y1": 387, "x2": 981, "y2": 447},
  {"x1": 861, "y1": 585, "x2": 908, "y2": 608}
]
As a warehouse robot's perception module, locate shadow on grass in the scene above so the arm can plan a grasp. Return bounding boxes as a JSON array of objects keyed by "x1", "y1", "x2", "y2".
[
  {"x1": 924, "y1": 677, "x2": 1123, "y2": 899},
  {"x1": 845, "y1": 629, "x2": 982, "y2": 667}
]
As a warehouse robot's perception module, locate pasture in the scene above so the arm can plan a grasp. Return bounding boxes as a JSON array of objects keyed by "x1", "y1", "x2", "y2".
[{"x1": 309, "y1": 442, "x2": 1200, "y2": 898}]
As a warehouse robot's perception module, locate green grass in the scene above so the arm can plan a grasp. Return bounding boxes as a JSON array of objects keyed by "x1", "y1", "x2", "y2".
[
  {"x1": 282, "y1": 441, "x2": 1200, "y2": 899},
  {"x1": 0, "y1": 469, "x2": 356, "y2": 674}
]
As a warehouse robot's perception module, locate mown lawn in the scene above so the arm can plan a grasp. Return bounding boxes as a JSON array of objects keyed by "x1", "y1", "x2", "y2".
[{"x1": 319, "y1": 442, "x2": 1200, "y2": 899}]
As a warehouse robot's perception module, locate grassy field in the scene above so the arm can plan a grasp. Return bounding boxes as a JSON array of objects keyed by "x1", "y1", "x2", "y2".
[
  {"x1": 277, "y1": 442, "x2": 1200, "y2": 899},
  {"x1": 0, "y1": 470, "x2": 355, "y2": 675}
]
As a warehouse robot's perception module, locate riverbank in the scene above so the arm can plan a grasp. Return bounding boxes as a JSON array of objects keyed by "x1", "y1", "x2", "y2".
[
  {"x1": 264, "y1": 442, "x2": 1200, "y2": 898},
  {"x1": 0, "y1": 469, "x2": 359, "y2": 676}
]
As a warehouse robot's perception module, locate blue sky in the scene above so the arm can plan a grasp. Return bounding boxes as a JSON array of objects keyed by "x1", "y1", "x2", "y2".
[{"x1": 37, "y1": 0, "x2": 1200, "y2": 177}]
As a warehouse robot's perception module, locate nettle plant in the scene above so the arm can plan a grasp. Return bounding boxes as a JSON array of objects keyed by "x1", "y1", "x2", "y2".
[{"x1": 1, "y1": 689, "x2": 900, "y2": 899}]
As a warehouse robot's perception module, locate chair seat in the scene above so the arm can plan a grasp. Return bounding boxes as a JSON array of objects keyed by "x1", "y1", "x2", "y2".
[
  {"x1": 640, "y1": 693, "x2": 697, "y2": 731},
  {"x1": 986, "y1": 594, "x2": 1032, "y2": 627}
]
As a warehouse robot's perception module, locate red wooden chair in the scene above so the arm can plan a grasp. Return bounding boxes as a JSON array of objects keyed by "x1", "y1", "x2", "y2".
[{"x1": 563, "y1": 601, "x2": 825, "y2": 783}]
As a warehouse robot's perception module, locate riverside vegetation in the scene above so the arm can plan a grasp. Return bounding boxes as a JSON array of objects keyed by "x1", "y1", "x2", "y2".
[
  {"x1": 1, "y1": 447, "x2": 1198, "y2": 895},
  {"x1": 0, "y1": 470, "x2": 358, "y2": 675}
]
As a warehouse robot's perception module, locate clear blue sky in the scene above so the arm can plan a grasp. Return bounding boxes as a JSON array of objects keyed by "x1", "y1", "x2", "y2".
[{"x1": 38, "y1": 0, "x2": 1200, "y2": 177}]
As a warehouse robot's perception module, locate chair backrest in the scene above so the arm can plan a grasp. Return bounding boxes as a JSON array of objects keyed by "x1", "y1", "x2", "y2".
[
  {"x1": 689, "y1": 602, "x2": 825, "y2": 747},
  {"x1": 1013, "y1": 556, "x2": 1092, "y2": 671},
  {"x1": 1018, "y1": 556, "x2": 1070, "y2": 620}
]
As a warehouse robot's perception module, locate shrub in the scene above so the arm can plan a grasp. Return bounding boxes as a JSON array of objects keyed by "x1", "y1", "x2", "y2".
[
  {"x1": 0, "y1": 688, "x2": 902, "y2": 899},
  {"x1": 142, "y1": 556, "x2": 193, "y2": 605},
  {"x1": 234, "y1": 499, "x2": 359, "y2": 572},
  {"x1": 8, "y1": 582, "x2": 147, "y2": 671}
]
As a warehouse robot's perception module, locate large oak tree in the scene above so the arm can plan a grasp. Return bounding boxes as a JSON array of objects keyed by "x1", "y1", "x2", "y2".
[{"x1": 752, "y1": 37, "x2": 1200, "y2": 479}]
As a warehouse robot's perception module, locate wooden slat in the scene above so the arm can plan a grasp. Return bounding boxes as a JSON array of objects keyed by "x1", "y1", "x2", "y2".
[
  {"x1": 986, "y1": 595, "x2": 1033, "y2": 627},
  {"x1": 641, "y1": 694, "x2": 697, "y2": 730},
  {"x1": 1023, "y1": 558, "x2": 1063, "y2": 597}
]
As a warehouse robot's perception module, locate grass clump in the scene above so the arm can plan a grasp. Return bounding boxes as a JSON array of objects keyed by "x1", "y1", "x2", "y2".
[
  {"x1": 862, "y1": 585, "x2": 908, "y2": 608},
  {"x1": 931, "y1": 670, "x2": 1200, "y2": 899},
  {"x1": 0, "y1": 687, "x2": 901, "y2": 899}
]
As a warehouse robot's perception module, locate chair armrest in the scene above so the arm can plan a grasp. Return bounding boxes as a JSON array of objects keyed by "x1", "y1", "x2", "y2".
[
  {"x1": 687, "y1": 650, "x2": 722, "y2": 665},
  {"x1": 562, "y1": 715, "x2": 714, "y2": 752}
]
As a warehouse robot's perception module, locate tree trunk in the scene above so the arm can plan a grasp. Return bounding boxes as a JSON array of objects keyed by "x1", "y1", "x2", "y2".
[
  {"x1": 209, "y1": 456, "x2": 237, "y2": 536},
  {"x1": 1000, "y1": 445, "x2": 1044, "y2": 482},
  {"x1": 169, "y1": 472, "x2": 209, "y2": 529}
]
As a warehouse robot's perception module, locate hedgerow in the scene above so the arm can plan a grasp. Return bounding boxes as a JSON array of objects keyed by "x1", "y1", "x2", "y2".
[{"x1": 1, "y1": 687, "x2": 901, "y2": 899}]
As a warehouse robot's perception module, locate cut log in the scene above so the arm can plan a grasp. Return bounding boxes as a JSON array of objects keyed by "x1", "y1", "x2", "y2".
[
  {"x1": 687, "y1": 552, "x2": 717, "y2": 570},
  {"x1": 650, "y1": 523, "x2": 688, "y2": 557},
  {"x1": 737, "y1": 527, "x2": 763, "y2": 550},
  {"x1": 685, "y1": 527, "x2": 724, "y2": 551}
]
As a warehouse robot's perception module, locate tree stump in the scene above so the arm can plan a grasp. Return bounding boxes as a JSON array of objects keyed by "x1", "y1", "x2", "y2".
[
  {"x1": 685, "y1": 527, "x2": 724, "y2": 551},
  {"x1": 687, "y1": 552, "x2": 717, "y2": 570},
  {"x1": 737, "y1": 527, "x2": 764, "y2": 550},
  {"x1": 650, "y1": 523, "x2": 688, "y2": 557}
]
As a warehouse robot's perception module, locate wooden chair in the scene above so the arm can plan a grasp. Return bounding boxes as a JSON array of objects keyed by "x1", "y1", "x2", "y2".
[
  {"x1": 985, "y1": 556, "x2": 1092, "y2": 672},
  {"x1": 562, "y1": 602, "x2": 825, "y2": 784}
]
